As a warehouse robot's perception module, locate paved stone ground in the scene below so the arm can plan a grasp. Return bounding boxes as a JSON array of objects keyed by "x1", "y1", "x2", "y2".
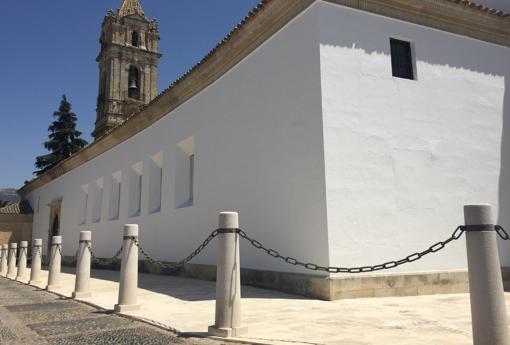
[
  {"x1": 0, "y1": 278, "x2": 241, "y2": 345},
  {"x1": 11, "y1": 267, "x2": 510, "y2": 345}
]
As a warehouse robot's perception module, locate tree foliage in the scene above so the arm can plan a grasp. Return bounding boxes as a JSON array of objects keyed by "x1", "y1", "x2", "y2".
[
  {"x1": 34, "y1": 95, "x2": 88, "y2": 176},
  {"x1": 0, "y1": 200, "x2": 9, "y2": 208}
]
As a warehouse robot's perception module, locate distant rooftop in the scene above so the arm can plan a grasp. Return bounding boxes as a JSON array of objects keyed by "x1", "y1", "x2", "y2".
[{"x1": 0, "y1": 200, "x2": 33, "y2": 215}]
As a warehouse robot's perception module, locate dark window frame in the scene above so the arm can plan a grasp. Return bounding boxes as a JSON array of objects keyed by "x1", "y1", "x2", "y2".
[{"x1": 390, "y1": 38, "x2": 415, "y2": 80}]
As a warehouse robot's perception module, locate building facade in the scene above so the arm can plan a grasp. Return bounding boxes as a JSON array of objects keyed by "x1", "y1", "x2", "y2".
[
  {"x1": 19, "y1": 0, "x2": 510, "y2": 299},
  {"x1": 92, "y1": 0, "x2": 160, "y2": 140}
]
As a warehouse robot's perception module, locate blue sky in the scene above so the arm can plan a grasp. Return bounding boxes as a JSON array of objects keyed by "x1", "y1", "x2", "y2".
[{"x1": 0, "y1": 0, "x2": 260, "y2": 189}]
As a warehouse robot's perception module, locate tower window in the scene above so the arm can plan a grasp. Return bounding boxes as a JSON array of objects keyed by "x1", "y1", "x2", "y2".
[
  {"x1": 390, "y1": 38, "x2": 415, "y2": 80},
  {"x1": 131, "y1": 31, "x2": 139, "y2": 47},
  {"x1": 128, "y1": 66, "x2": 140, "y2": 100}
]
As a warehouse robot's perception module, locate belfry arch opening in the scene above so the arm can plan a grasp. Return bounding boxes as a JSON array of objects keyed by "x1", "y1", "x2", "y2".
[
  {"x1": 131, "y1": 31, "x2": 140, "y2": 47},
  {"x1": 128, "y1": 66, "x2": 140, "y2": 100}
]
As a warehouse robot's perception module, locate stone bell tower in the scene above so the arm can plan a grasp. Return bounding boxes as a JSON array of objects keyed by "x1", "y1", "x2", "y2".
[{"x1": 92, "y1": 0, "x2": 161, "y2": 140}]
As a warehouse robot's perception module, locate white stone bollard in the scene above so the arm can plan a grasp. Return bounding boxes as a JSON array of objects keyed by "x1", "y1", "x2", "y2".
[
  {"x1": 46, "y1": 236, "x2": 62, "y2": 291},
  {"x1": 464, "y1": 204, "x2": 510, "y2": 345},
  {"x1": 29, "y1": 239, "x2": 43, "y2": 285},
  {"x1": 73, "y1": 231, "x2": 92, "y2": 298},
  {"x1": 0, "y1": 244, "x2": 8, "y2": 277},
  {"x1": 16, "y1": 241, "x2": 28, "y2": 282},
  {"x1": 208, "y1": 212, "x2": 247, "y2": 337},
  {"x1": 6, "y1": 243, "x2": 18, "y2": 279},
  {"x1": 114, "y1": 224, "x2": 140, "y2": 312}
]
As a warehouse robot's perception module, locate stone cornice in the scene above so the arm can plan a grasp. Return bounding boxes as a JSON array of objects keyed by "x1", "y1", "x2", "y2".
[
  {"x1": 18, "y1": 0, "x2": 510, "y2": 197},
  {"x1": 324, "y1": 0, "x2": 510, "y2": 47}
]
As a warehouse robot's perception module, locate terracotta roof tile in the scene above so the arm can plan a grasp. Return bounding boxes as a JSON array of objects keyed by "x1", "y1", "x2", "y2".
[
  {"x1": 445, "y1": 0, "x2": 509, "y2": 17},
  {"x1": 0, "y1": 200, "x2": 33, "y2": 215}
]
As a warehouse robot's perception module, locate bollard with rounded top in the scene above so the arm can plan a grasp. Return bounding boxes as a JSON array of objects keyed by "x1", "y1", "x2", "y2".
[
  {"x1": 0, "y1": 244, "x2": 8, "y2": 277},
  {"x1": 73, "y1": 231, "x2": 92, "y2": 298},
  {"x1": 6, "y1": 243, "x2": 18, "y2": 279},
  {"x1": 208, "y1": 212, "x2": 247, "y2": 337},
  {"x1": 464, "y1": 204, "x2": 510, "y2": 345},
  {"x1": 46, "y1": 236, "x2": 62, "y2": 291},
  {"x1": 16, "y1": 241, "x2": 28, "y2": 282},
  {"x1": 29, "y1": 239, "x2": 43, "y2": 285},
  {"x1": 114, "y1": 224, "x2": 140, "y2": 312}
]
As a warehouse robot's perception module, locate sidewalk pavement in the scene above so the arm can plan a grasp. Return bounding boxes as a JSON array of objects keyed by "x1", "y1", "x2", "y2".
[{"x1": 9, "y1": 267, "x2": 510, "y2": 345}]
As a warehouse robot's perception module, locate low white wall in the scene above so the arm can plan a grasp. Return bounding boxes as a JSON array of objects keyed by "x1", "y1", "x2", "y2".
[
  {"x1": 28, "y1": 5, "x2": 330, "y2": 275},
  {"x1": 319, "y1": 1, "x2": 510, "y2": 273}
]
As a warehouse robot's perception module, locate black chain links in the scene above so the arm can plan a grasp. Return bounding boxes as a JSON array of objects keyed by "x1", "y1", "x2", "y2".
[
  {"x1": 495, "y1": 225, "x2": 510, "y2": 240},
  {"x1": 85, "y1": 241, "x2": 123, "y2": 264},
  {"x1": 237, "y1": 226, "x2": 466, "y2": 274},
  {"x1": 133, "y1": 230, "x2": 220, "y2": 270},
  {"x1": 50, "y1": 224, "x2": 509, "y2": 275}
]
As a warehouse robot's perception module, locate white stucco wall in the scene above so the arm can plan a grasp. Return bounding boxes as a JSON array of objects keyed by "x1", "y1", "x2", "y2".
[
  {"x1": 319, "y1": 1, "x2": 510, "y2": 273},
  {"x1": 27, "y1": 6, "x2": 330, "y2": 275}
]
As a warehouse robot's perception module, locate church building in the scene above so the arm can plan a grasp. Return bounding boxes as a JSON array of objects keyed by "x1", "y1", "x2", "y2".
[{"x1": 18, "y1": 0, "x2": 510, "y2": 300}]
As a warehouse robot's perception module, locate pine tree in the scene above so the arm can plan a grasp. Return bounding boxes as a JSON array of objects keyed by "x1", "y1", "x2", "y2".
[{"x1": 34, "y1": 95, "x2": 88, "y2": 176}]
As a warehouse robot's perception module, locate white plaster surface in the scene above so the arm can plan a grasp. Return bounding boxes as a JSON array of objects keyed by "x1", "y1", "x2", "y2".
[
  {"x1": 318, "y1": 2, "x2": 510, "y2": 271},
  {"x1": 13, "y1": 268, "x2": 510, "y2": 345}
]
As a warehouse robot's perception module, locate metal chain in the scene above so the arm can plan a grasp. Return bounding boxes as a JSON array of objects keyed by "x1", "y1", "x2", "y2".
[
  {"x1": 237, "y1": 226, "x2": 465, "y2": 274},
  {"x1": 495, "y1": 225, "x2": 510, "y2": 240},
  {"x1": 133, "y1": 229, "x2": 220, "y2": 270},
  {"x1": 85, "y1": 241, "x2": 123, "y2": 264}
]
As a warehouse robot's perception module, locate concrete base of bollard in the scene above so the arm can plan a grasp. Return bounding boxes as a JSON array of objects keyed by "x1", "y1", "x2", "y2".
[
  {"x1": 28, "y1": 280, "x2": 42, "y2": 286},
  {"x1": 46, "y1": 285, "x2": 61, "y2": 291},
  {"x1": 114, "y1": 304, "x2": 140, "y2": 313},
  {"x1": 6, "y1": 274, "x2": 16, "y2": 280},
  {"x1": 208, "y1": 325, "x2": 248, "y2": 338},
  {"x1": 72, "y1": 291, "x2": 92, "y2": 299}
]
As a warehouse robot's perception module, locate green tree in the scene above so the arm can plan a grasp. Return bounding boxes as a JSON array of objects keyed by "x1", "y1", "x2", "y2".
[
  {"x1": 0, "y1": 200, "x2": 9, "y2": 208},
  {"x1": 34, "y1": 95, "x2": 88, "y2": 176}
]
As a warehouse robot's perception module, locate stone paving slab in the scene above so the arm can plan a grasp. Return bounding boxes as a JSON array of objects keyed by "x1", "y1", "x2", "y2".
[
  {"x1": 0, "y1": 326, "x2": 17, "y2": 343},
  {"x1": 8, "y1": 267, "x2": 510, "y2": 344},
  {"x1": 0, "y1": 278, "x2": 245, "y2": 345},
  {"x1": 29, "y1": 316, "x2": 133, "y2": 337},
  {"x1": 14, "y1": 308, "x2": 102, "y2": 324},
  {"x1": 7, "y1": 302, "x2": 82, "y2": 313},
  {"x1": 49, "y1": 327, "x2": 185, "y2": 345}
]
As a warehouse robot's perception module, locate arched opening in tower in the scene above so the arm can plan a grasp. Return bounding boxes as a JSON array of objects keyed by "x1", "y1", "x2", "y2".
[
  {"x1": 131, "y1": 31, "x2": 140, "y2": 47},
  {"x1": 128, "y1": 66, "x2": 140, "y2": 100}
]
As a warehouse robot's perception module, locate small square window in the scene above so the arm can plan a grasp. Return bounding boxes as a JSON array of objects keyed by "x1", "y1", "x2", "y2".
[{"x1": 390, "y1": 38, "x2": 415, "y2": 80}]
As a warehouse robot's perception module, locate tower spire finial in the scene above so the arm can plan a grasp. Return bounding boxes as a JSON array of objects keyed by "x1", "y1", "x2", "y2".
[{"x1": 118, "y1": 0, "x2": 146, "y2": 19}]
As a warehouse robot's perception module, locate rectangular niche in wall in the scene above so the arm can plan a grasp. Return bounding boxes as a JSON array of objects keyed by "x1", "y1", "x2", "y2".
[
  {"x1": 148, "y1": 152, "x2": 163, "y2": 214},
  {"x1": 79, "y1": 184, "x2": 88, "y2": 225},
  {"x1": 92, "y1": 178, "x2": 103, "y2": 223},
  {"x1": 129, "y1": 161, "x2": 143, "y2": 217},
  {"x1": 175, "y1": 137, "x2": 194, "y2": 208},
  {"x1": 109, "y1": 171, "x2": 122, "y2": 220}
]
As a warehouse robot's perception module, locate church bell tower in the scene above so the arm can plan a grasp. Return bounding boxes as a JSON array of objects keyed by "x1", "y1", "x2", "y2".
[{"x1": 92, "y1": 0, "x2": 161, "y2": 140}]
